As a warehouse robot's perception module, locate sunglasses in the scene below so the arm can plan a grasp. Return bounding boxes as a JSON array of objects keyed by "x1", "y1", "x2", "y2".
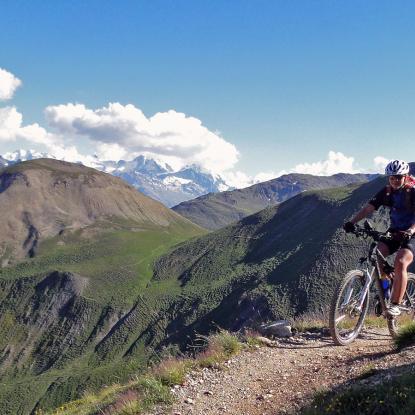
[{"x1": 390, "y1": 175, "x2": 405, "y2": 180}]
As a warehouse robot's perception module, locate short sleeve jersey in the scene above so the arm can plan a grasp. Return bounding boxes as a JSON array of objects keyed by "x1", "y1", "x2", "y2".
[{"x1": 369, "y1": 186, "x2": 415, "y2": 231}]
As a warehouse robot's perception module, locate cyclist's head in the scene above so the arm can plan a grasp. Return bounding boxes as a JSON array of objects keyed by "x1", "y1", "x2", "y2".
[{"x1": 385, "y1": 160, "x2": 410, "y2": 176}]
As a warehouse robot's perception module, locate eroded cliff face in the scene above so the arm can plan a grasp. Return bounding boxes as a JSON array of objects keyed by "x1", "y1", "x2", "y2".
[
  {"x1": 0, "y1": 269, "x2": 197, "y2": 414},
  {"x1": 1, "y1": 272, "x2": 90, "y2": 375}
]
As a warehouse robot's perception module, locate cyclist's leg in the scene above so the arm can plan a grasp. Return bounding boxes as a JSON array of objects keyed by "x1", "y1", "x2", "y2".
[
  {"x1": 393, "y1": 247, "x2": 414, "y2": 304},
  {"x1": 377, "y1": 241, "x2": 391, "y2": 276}
]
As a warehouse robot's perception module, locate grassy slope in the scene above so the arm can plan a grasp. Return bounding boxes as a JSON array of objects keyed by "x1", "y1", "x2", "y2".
[
  {"x1": 0, "y1": 219, "x2": 205, "y2": 415},
  {"x1": 152, "y1": 178, "x2": 391, "y2": 344},
  {"x1": 301, "y1": 369, "x2": 415, "y2": 415}
]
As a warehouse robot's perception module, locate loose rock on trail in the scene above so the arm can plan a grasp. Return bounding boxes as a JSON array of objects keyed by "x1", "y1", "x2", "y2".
[{"x1": 148, "y1": 328, "x2": 415, "y2": 415}]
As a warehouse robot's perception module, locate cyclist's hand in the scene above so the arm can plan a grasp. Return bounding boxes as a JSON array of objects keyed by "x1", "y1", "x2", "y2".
[
  {"x1": 392, "y1": 230, "x2": 412, "y2": 243},
  {"x1": 343, "y1": 221, "x2": 356, "y2": 233}
]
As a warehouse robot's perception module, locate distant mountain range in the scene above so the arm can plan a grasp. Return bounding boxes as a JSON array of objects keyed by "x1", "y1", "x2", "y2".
[
  {"x1": 0, "y1": 150, "x2": 231, "y2": 207},
  {"x1": 172, "y1": 172, "x2": 378, "y2": 229}
]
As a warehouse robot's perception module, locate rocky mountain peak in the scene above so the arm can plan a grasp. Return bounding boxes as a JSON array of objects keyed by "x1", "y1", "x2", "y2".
[
  {"x1": 0, "y1": 158, "x2": 199, "y2": 262},
  {"x1": 0, "y1": 150, "x2": 232, "y2": 207}
]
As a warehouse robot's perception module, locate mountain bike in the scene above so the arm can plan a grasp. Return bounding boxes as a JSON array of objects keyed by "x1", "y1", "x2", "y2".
[{"x1": 329, "y1": 221, "x2": 415, "y2": 345}]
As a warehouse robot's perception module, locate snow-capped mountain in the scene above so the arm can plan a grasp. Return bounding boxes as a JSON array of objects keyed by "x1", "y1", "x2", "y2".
[
  {"x1": 0, "y1": 150, "x2": 232, "y2": 207},
  {"x1": 106, "y1": 156, "x2": 230, "y2": 207},
  {"x1": 2, "y1": 149, "x2": 54, "y2": 163}
]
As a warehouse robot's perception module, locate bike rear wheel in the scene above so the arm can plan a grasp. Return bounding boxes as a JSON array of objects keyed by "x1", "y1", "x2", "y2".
[
  {"x1": 329, "y1": 270, "x2": 369, "y2": 346},
  {"x1": 388, "y1": 273, "x2": 415, "y2": 337}
]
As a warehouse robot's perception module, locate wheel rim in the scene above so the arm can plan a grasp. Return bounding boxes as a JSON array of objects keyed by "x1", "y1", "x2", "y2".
[{"x1": 334, "y1": 274, "x2": 367, "y2": 341}]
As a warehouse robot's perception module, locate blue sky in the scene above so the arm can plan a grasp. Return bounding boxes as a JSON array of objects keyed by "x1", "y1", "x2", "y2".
[{"x1": 1, "y1": 1, "x2": 415, "y2": 185}]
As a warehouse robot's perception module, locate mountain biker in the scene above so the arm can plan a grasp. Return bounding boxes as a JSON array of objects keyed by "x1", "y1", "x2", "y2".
[{"x1": 343, "y1": 159, "x2": 415, "y2": 317}]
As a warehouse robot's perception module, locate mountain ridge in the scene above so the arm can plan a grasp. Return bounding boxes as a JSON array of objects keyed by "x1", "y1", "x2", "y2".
[
  {"x1": 0, "y1": 158, "x2": 203, "y2": 263},
  {"x1": 172, "y1": 172, "x2": 378, "y2": 230},
  {"x1": 0, "y1": 149, "x2": 231, "y2": 207}
]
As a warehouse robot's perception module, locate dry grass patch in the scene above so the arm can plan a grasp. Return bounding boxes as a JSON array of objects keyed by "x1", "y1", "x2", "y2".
[
  {"x1": 152, "y1": 357, "x2": 195, "y2": 386},
  {"x1": 292, "y1": 310, "x2": 328, "y2": 332},
  {"x1": 394, "y1": 321, "x2": 415, "y2": 350},
  {"x1": 363, "y1": 313, "x2": 388, "y2": 329},
  {"x1": 195, "y1": 330, "x2": 243, "y2": 368},
  {"x1": 37, "y1": 376, "x2": 172, "y2": 415},
  {"x1": 41, "y1": 330, "x2": 245, "y2": 415}
]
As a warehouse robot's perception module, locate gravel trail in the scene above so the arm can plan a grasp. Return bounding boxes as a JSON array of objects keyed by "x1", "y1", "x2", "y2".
[{"x1": 148, "y1": 328, "x2": 415, "y2": 415}]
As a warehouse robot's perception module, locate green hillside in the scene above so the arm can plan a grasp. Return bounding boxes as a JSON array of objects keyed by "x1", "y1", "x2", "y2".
[
  {"x1": 153, "y1": 177, "x2": 393, "y2": 340},
  {"x1": 0, "y1": 220, "x2": 204, "y2": 415}
]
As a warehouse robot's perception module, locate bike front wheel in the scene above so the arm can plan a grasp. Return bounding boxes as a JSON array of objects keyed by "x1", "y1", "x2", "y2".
[
  {"x1": 329, "y1": 269, "x2": 369, "y2": 346},
  {"x1": 388, "y1": 273, "x2": 415, "y2": 337}
]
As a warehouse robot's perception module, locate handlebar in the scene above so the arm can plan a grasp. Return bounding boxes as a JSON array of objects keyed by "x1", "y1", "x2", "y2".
[{"x1": 351, "y1": 225, "x2": 393, "y2": 243}]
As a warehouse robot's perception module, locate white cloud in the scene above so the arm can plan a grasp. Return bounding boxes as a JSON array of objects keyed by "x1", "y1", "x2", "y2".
[
  {"x1": 0, "y1": 105, "x2": 98, "y2": 167},
  {"x1": 221, "y1": 170, "x2": 253, "y2": 189},
  {"x1": 0, "y1": 106, "x2": 55, "y2": 145},
  {"x1": 94, "y1": 142, "x2": 128, "y2": 161},
  {"x1": 44, "y1": 102, "x2": 240, "y2": 174},
  {"x1": 0, "y1": 74, "x2": 61, "y2": 150},
  {"x1": 290, "y1": 151, "x2": 359, "y2": 176},
  {"x1": 238, "y1": 151, "x2": 361, "y2": 188},
  {"x1": 373, "y1": 156, "x2": 389, "y2": 173},
  {"x1": 0, "y1": 68, "x2": 22, "y2": 101},
  {"x1": 253, "y1": 171, "x2": 279, "y2": 183}
]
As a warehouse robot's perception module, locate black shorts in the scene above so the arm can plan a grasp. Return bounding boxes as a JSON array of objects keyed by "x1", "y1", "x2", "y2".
[{"x1": 382, "y1": 235, "x2": 415, "y2": 256}]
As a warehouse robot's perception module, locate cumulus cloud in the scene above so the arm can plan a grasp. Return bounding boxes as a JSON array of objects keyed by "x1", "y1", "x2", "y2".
[
  {"x1": 290, "y1": 151, "x2": 359, "y2": 176},
  {"x1": 222, "y1": 152, "x2": 361, "y2": 189},
  {"x1": 0, "y1": 69, "x2": 58, "y2": 150},
  {"x1": 0, "y1": 104, "x2": 99, "y2": 166},
  {"x1": 373, "y1": 156, "x2": 389, "y2": 173},
  {"x1": 230, "y1": 151, "x2": 361, "y2": 189},
  {"x1": 0, "y1": 68, "x2": 22, "y2": 101},
  {"x1": 221, "y1": 170, "x2": 253, "y2": 189},
  {"x1": 0, "y1": 106, "x2": 56, "y2": 145},
  {"x1": 44, "y1": 102, "x2": 240, "y2": 173}
]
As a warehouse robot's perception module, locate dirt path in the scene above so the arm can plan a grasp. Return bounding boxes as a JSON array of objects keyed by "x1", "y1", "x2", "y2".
[{"x1": 148, "y1": 328, "x2": 415, "y2": 415}]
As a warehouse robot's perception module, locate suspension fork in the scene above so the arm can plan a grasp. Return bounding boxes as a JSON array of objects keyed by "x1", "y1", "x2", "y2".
[{"x1": 356, "y1": 268, "x2": 374, "y2": 310}]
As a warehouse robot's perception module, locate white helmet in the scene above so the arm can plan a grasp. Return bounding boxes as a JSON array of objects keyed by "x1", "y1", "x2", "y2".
[{"x1": 385, "y1": 160, "x2": 410, "y2": 176}]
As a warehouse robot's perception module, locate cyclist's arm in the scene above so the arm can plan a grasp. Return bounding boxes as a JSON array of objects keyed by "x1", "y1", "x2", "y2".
[
  {"x1": 407, "y1": 224, "x2": 415, "y2": 236},
  {"x1": 349, "y1": 203, "x2": 376, "y2": 225}
]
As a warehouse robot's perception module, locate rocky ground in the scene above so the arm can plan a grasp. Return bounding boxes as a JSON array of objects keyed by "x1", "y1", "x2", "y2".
[{"x1": 147, "y1": 328, "x2": 415, "y2": 415}]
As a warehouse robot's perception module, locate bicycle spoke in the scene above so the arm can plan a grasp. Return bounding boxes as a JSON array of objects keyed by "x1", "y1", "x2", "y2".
[{"x1": 341, "y1": 287, "x2": 354, "y2": 306}]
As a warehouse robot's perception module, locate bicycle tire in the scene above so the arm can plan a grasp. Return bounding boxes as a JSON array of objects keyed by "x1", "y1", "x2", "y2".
[
  {"x1": 329, "y1": 269, "x2": 369, "y2": 346},
  {"x1": 387, "y1": 272, "x2": 415, "y2": 337}
]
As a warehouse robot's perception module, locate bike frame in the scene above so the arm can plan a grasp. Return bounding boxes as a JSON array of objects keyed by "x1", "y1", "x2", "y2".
[
  {"x1": 350, "y1": 239, "x2": 415, "y2": 316},
  {"x1": 345, "y1": 240, "x2": 389, "y2": 315}
]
